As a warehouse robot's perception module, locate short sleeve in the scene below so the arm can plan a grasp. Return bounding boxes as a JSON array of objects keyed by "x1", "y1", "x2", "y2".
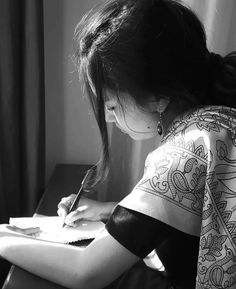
[
  {"x1": 106, "y1": 204, "x2": 173, "y2": 258},
  {"x1": 106, "y1": 205, "x2": 199, "y2": 258},
  {"x1": 118, "y1": 138, "x2": 208, "y2": 236},
  {"x1": 106, "y1": 205, "x2": 199, "y2": 286}
]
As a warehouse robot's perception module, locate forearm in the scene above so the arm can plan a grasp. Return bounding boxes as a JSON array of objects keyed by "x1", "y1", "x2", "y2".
[
  {"x1": 0, "y1": 236, "x2": 90, "y2": 289},
  {"x1": 100, "y1": 202, "x2": 117, "y2": 222}
]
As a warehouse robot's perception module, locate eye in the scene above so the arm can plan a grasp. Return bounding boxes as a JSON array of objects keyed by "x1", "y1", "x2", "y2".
[{"x1": 106, "y1": 106, "x2": 116, "y2": 112}]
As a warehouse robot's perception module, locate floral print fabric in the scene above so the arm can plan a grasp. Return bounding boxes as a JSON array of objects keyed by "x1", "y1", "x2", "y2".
[{"x1": 119, "y1": 106, "x2": 236, "y2": 289}]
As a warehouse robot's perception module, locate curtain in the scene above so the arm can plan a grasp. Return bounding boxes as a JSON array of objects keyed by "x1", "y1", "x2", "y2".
[
  {"x1": 103, "y1": 0, "x2": 236, "y2": 202},
  {"x1": 0, "y1": 0, "x2": 45, "y2": 283},
  {"x1": 0, "y1": 0, "x2": 45, "y2": 222}
]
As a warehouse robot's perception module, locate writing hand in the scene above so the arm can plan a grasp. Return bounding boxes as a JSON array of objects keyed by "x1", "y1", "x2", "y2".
[{"x1": 57, "y1": 195, "x2": 117, "y2": 226}]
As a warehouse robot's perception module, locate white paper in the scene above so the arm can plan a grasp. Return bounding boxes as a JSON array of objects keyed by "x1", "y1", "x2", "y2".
[{"x1": 9, "y1": 214, "x2": 105, "y2": 244}]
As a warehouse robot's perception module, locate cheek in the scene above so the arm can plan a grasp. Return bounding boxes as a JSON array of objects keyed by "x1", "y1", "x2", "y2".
[{"x1": 118, "y1": 116, "x2": 134, "y2": 129}]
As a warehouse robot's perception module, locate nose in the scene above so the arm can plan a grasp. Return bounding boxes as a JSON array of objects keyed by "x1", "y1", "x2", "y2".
[{"x1": 105, "y1": 109, "x2": 116, "y2": 123}]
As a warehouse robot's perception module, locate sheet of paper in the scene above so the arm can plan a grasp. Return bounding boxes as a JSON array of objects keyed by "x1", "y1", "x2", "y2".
[{"x1": 9, "y1": 214, "x2": 105, "y2": 244}]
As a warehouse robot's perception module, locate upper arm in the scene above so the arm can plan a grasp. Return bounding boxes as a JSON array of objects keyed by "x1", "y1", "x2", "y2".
[
  {"x1": 119, "y1": 139, "x2": 207, "y2": 236},
  {"x1": 78, "y1": 229, "x2": 139, "y2": 289}
]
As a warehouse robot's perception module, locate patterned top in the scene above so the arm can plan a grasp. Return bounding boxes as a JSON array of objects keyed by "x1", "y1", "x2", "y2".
[{"x1": 116, "y1": 106, "x2": 236, "y2": 289}]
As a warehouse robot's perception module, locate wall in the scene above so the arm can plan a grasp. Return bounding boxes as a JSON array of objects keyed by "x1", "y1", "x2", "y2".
[{"x1": 44, "y1": 0, "x2": 102, "y2": 182}]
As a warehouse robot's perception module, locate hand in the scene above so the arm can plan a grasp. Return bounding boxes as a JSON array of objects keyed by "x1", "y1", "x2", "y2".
[
  {"x1": 0, "y1": 224, "x2": 40, "y2": 238},
  {"x1": 57, "y1": 195, "x2": 117, "y2": 226}
]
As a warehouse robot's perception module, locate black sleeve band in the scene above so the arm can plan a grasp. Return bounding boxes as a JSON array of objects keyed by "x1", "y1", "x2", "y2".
[
  {"x1": 106, "y1": 205, "x2": 186, "y2": 258},
  {"x1": 106, "y1": 205, "x2": 200, "y2": 287}
]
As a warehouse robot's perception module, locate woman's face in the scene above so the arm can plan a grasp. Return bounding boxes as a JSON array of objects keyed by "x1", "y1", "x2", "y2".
[{"x1": 104, "y1": 92, "x2": 160, "y2": 141}]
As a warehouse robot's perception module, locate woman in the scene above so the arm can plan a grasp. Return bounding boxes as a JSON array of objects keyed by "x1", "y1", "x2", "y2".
[{"x1": 1, "y1": 0, "x2": 236, "y2": 288}]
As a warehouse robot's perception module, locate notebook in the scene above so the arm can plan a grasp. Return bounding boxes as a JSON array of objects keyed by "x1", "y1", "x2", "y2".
[{"x1": 9, "y1": 214, "x2": 105, "y2": 244}]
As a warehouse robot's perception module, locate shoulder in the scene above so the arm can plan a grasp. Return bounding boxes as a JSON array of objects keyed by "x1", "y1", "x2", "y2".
[
  {"x1": 119, "y1": 106, "x2": 236, "y2": 236},
  {"x1": 162, "y1": 105, "x2": 236, "y2": 145},
  {"x1": 145, "y1": 104, "x2": 236, "y2": 174},
  {"x1": 145, "y1": 105, "x2": 236, "y2": 170}
]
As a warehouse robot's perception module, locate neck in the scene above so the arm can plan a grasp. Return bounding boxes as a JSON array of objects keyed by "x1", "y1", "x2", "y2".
[{"x1": 162, "y1": 98, "x2": 192, "y2": 134}]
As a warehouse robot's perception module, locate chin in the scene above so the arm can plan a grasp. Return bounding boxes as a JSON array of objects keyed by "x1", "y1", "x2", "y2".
[{"x1": 129, "y1": 133, "x2": 157, "y2": 141}]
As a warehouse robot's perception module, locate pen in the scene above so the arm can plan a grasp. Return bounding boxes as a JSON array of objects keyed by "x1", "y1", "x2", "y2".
[{"x1": 62, "y1": 168, "x2": 93, "y2": 228}]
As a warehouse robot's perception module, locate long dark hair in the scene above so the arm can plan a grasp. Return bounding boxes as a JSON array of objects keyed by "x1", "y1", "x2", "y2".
[{"x1": 73, "y1": 0, "x2": 236, "y2": 186}]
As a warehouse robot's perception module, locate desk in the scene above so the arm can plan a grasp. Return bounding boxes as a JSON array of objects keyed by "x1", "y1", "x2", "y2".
[{"x1": 2, "y1": 164, "x2": 91, "y2": 289}]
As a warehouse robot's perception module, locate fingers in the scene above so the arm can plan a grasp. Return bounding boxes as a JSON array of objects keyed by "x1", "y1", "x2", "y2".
[
  {"x1": 57, "y1": 196, "x2": 99, "y2": 226},
  {"x1": 57, "y1": 206, "x2": 68, "y2": 220},
  {"x1": 8, "y1": 225, "x2": 40, "y2": 235},
  {"x1": 57, "y1": 194, "x2": 76, "y2": 217},
  {"x1": 64, "y1": 205, "x2": 87, "y2": 226}
]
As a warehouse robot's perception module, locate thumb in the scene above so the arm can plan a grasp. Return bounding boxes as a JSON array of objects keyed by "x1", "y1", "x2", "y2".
[{"x1": 64, "y1": 205, "x2": 87, "y2": 225}]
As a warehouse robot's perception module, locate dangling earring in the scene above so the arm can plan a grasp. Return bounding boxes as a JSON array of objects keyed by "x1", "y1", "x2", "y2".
[
  {"x1": 156, "y1": 97, "x2": 169, "y2": 136},
  {"x1": 157, "y1": 110, "x2": 163, "y2": 136}
]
